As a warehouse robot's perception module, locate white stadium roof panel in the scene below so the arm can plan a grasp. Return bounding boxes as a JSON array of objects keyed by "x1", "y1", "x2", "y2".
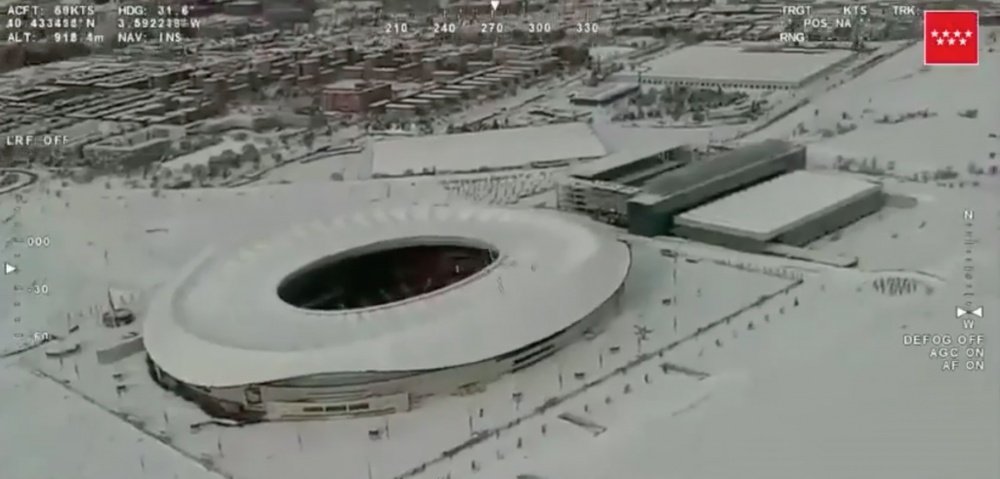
[
  {"x1": 372, "y1": 122, "x2": 607, "y2": 174},
  {"x1": 676, "y1": 171, "x2": 880, "y2": 241},
  {"x1": 143, "y1": 205, "x2": 630, "y2": 387}
]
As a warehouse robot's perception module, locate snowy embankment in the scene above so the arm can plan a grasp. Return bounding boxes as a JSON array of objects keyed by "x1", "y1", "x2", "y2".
[{"x1": 0, "y1": 365, "x2": 223, "y2": 479}]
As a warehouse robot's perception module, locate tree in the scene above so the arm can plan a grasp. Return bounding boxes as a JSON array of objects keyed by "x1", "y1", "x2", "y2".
[
  {"x1": 191, "y1": 164, "x2": 208, "y2": 184},
  {"x1": 241, "y1": 144, "x2": 260, "y2": 164},
  {"x1": 302, "y1": 131, "x2": 315, "y2": 151},
  {"x1": 310, "y1": 108, "x2": 328, "y2": 129}
]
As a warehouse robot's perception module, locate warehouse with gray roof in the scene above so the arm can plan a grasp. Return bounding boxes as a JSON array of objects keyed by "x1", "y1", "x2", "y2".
[{"x1": 673, "y1": 170, "x2": 885, "y2": 251}]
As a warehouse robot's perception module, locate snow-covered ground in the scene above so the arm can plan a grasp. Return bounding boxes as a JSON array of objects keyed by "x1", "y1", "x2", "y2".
[
  {"x1": 478, "y1": 234, "x2": 1000, "y2": 479},
  {"x1": 0, "y1": 364, "x2": 220, "y2": 479},
  {"x1": 10, "y1": 168, "x2": 996, "y2": 479},
  {"x1": 2, "y1": 33, "x2": 998, "y2": 479},
  {"x1": 162, "y1": 138, "x2": 262, "y2": 170},
  {"x1": 744, "y1": 31, "x2": 1000, "y2": 176},
  {"x1": 4, "y1": 177, "x2": 801, "y2": 479}
]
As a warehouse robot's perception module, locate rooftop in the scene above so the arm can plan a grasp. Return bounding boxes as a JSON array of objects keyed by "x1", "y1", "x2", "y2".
[
  {"x1": 372, "y1": 122, "x2": 607, "y2": 175},
  {"x1": 571, "y1": 140, "x2": 688, "y2": 182},
  {"x1": 642, "y1": 139, "x2": 799, "y2": 196},
  {"x1": 676, "y1": 170, "x2": 882, "y2": 241},
  {"x1": 639, "y1": 44, "x2": 854, "y2": 84}
]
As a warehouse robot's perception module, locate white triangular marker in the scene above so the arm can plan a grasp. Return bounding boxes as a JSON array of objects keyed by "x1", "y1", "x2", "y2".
[
  {"x1": 956, "y1": 306, "x2": 968, "y2": 318},
  {"x1": 4, "y1": 262, "x2": 15, "y2": 275},
  {"x1": 971, "y1": 306, "x2": 983, "y2": 318},
  {"x1": 490, "y1": 0, "x2": 500, "y2": 12}
]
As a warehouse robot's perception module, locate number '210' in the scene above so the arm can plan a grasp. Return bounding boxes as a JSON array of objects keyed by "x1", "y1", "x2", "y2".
[{"x1": 385, "y1": 23, "x2": 408, "y2": 34}]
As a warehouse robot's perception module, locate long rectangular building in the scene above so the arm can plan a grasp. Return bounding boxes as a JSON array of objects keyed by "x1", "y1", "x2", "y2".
[
  {"x1": 627, "y1": 139, "x2": 806, "y2": 236},
  {"x1": 673, "y1": 171, "x2": 884, "y2": 250},
  {"x1": 373, "y1": 122, "x2": 607, "y2": 175}
]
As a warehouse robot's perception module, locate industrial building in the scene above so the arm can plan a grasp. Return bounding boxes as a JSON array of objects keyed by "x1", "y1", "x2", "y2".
[
  {"x1": 570, "y1": 83, "x2": 640, "y2": 106},
  {"x1": 559, "y1": 140, "x2": 805, "y2": 232},
  {"x1": 321, "y1": 80, "x2": 393, "y2": 113},
  {"x1": 558, "y1": 139, "x2": 886, "y2": 260},
  {"x1": 673, "y1": 171, "x2": 885, "y2": 251},
  {"x1": 558, "y1": 142, "x2": 694, "y2": 225},
  {"x1": 615, "y1": 44, "x2": 856, "y2": 91},
  {"x1": 626, "y1": 140, "x2": 806, "y2": 235},
  {"x1": 372, "y1": 122, "x2": 607, "y2": 175}
]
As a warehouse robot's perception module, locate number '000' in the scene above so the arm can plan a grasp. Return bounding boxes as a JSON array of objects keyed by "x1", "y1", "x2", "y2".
[{"x1": 26, "y1": 236, "x2": 50, "y2": 247}]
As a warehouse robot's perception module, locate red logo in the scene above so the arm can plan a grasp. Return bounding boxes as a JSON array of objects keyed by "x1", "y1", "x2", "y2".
[{"x1": 923, "y1": 10, "x2": 979, "y2": 66}]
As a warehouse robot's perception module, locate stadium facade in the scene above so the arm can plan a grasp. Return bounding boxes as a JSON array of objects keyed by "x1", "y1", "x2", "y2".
[{"x1": 144, "y1": 205, "x2": 631, "y2": 421}]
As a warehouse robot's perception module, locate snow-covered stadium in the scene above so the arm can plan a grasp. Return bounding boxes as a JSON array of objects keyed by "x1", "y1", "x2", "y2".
[{"x1": 143, "y1": 205, "x2": 631, "y2": 421}]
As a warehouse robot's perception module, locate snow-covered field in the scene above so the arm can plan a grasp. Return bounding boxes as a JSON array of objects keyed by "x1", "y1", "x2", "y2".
[
  {"x1": 0, "y1": 364, "x2": 219, "y2": 479},
  {"x1": 744, "y1": 31, "x2": 1000, "y2": 176},
  {"x1": 163, "y1": 138, "x2": 264, "y2": 170},
  {"x1": 478, "y1": 229, "x2": 1000, "y2": 479},
  {"x1": 2, "y1": 34, "x2": 998, "y2": 479},
  {"x1": 4, "y1": 176, "x2": 801, "y2": 479}
]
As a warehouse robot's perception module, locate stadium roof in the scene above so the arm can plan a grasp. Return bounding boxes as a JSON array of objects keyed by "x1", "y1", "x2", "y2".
[
  {"x1": 371, "y1": 122, "x2": 607, "y2": 175},
  {"x1": 143, "y1": 205, "x2": 631, "y2": 387},
  {"x1": 676, "y1": 171, "x2": 881, "y2": 241}
]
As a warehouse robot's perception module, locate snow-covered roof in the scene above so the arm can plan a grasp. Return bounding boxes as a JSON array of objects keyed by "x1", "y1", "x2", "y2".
[
  {"x1": 642, "y1": 139, "x2": 797, "y2": 196},
  {"x1": 640, "y1": 45, "x2": 854, "y2": 85},
  {"x1": 144, "y1": 205, "x2": 631, "y2": 387},
  {"x1": 675, "y1": 171, "x2": 882, "y2": 241},
  {"x1": 571, "y1": 140, "x2": 686, "y2": 181},
  {"x1": 371, "y1": 123, "x2": 607, "y2": 175}
]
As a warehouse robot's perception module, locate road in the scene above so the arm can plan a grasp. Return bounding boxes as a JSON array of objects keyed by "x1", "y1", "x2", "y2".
[{"x1": 0, "y1": 168, "x2": 39, "y2": 196}]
